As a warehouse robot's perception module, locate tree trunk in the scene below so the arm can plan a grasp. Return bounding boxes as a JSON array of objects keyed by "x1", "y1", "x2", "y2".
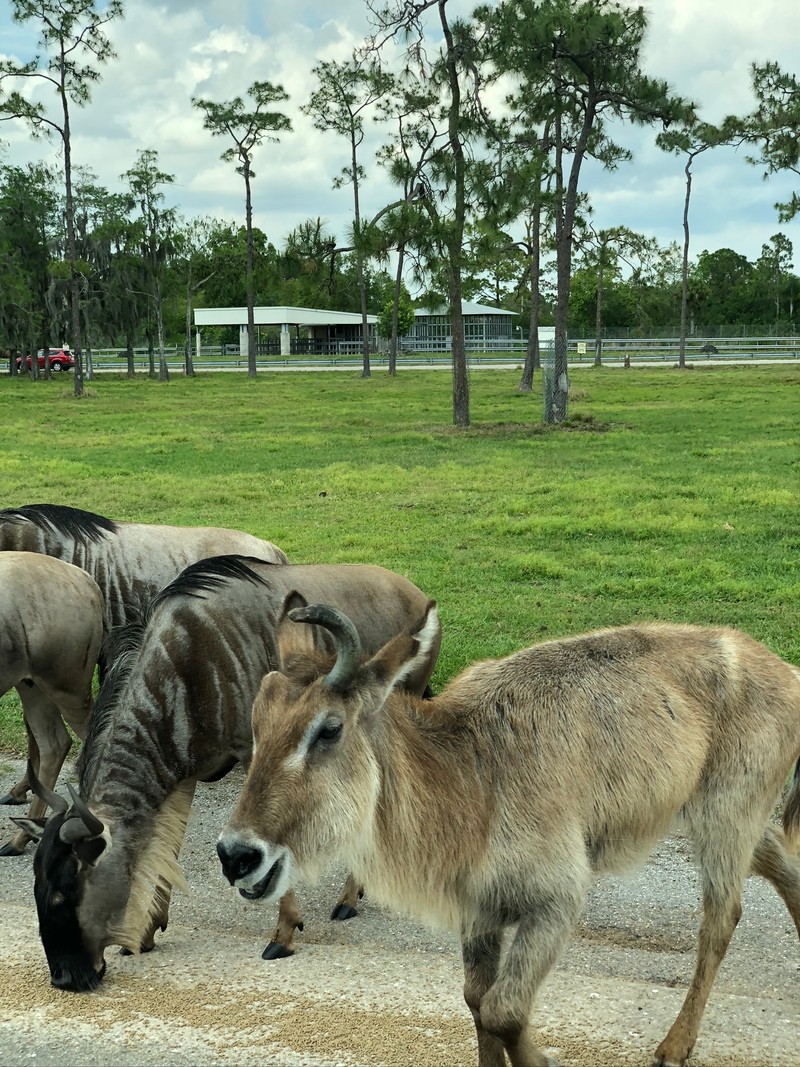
[
  {"x1": 358, "y1": 262, "x2": 371, "y2": 378},
  {"x1": 185, "y1": 282, "x2": 195, "y2": 376},
  {"x1": 125, "y1": 327, "x2": 135, "y2": 378},
  {"x1": 61, "y1": 69, "x2": 84, "y2": 398},
  {"x1": 440, "y1": 0, "x2": 469, "y2": 427},
  {"x1": 679, "y1": 155, "x2": 692, "y2": 369},
  {"x1": 549, "y1": 110, "x2": 570, "y2": 423},
  {"x1": 594, "y1": 259, "x2": 604, "y2": 366},
  {"x1": 518, "y1": 217, "x2": 542, "y2": 392},
  {"x1": 156, "y1": 277, "x2": 169, "y2": 382},
  {"x1": 389, "y1": 245, "x2": 405, "y2": 377},
  {"x1": 449, "y1": 259, "x2": 469, "y2": 427},
  {"x1": 349, "y1": 132, "x2": 371, "y2": 379},
  {"x1": 244, "y1": 161, "x2": 257, "y2": 378}
]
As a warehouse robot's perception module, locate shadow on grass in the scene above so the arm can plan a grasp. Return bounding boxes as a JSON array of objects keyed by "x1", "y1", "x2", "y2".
[{"x1": 445, "y1": 413, "x2": 618, "y2": 436}]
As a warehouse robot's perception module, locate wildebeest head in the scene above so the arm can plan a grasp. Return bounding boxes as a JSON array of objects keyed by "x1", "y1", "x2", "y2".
[{"x1": 14, "y1": 767, "x2": 127, "y2": 992}]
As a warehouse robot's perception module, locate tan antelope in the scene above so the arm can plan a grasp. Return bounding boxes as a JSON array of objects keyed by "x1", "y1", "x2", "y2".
[
  {"x1": 0, "y1": 553, "x2": 105, "y2": 855},
  {"x1": 218, "y1": 603, "x2": 800, "y2": 1067}
]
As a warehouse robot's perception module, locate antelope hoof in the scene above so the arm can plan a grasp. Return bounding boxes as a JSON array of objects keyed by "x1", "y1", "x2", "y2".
[
  {"x1": 652, "y1": 1044, "x2": 692, "y2": 1067},
  {"x1": 262, "y1": 940, "x2": 295, "y2": 961},
  {"x1": 330, "y1": 902, "x2": 359, "y2": 921},
  {"x1": 0, "y1": 841, "x2": 25, "y2": 857},
  {"x1": 0, "y1": 792, "x2": 26, "y2": 806}
]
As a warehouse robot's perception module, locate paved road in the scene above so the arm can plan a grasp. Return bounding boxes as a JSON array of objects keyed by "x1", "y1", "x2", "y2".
[
  {"x1": 81, "y1": 356, "x2": 800, "y2": 374},
  {"x1": 1, "y1": 758, "x2": 798, "y2": 1066}
]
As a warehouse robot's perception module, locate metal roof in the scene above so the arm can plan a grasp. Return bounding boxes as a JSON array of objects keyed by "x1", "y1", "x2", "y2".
[
  {"x1": 414, "y1": 301, "x2": 515, "y2": 317},
  {"x1": 194, "y1": 306, "x2": 377, "y2": 327}
]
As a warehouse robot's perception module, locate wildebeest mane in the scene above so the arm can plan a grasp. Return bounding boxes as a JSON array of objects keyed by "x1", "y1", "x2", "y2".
[
  {"x1": 150, "y1": 554, "x2": 272, "y2": 608},
  {"x1": 0, "y1": 503, "x2": 118, "y2": 542},
  {"x1": 78, "y1": 618, "x2": 148, "y2": 784}
]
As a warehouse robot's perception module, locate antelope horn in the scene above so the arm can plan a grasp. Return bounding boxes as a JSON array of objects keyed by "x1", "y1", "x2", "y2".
[
  {"x1": 289, "y1": 603, "x2": 362, "y2": 692},
  {"x1": 63, "y1": 783, "x2": 106, "y2": 839},
  {"x1": 26, "y1": 760, "x2": 67, "y2": 814}
]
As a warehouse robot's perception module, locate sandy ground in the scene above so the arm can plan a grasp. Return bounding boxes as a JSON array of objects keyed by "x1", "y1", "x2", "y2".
[{"x1": 0, "y1": 757, "x2": 797, "y2": 1067}]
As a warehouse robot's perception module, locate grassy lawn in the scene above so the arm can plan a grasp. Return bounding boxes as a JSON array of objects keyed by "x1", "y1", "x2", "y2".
[{"x1": 1, "y1": 363, "x2": 798, "y2": 754}]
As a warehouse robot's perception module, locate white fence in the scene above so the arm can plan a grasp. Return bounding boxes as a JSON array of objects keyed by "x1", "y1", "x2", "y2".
[{"x1": 80, "y1": 336, "x2": 800, "y2": 371}]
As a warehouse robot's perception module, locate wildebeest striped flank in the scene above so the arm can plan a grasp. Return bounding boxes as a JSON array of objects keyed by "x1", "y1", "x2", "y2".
[
  {"x1": 0, "y1": 553, "x2": 105, "y2": 855},
  {"x1": 0, "y1": 503, "x2": 288, "y2": 629},
  {"x1": 17, "y1": 555, "x2": 441, "y2": 991}
]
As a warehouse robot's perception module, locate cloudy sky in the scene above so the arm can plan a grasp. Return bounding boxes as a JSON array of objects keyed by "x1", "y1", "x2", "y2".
[{"x1": 1, "y1": 0, "x2": 798, "y2": 279}]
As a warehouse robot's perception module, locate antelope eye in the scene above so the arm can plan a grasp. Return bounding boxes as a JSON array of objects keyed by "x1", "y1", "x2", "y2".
[{"x1": 316, "y1": 720, "x2": 343, "y2": 745}]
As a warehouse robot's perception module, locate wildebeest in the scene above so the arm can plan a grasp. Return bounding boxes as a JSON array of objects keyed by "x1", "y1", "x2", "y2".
[
  {"x1": 219, "y1": 605, "x2": 800, "y2": 1067},
  {"x1": 0, "y1": 503, "x2": 287, "y2": 811},
  {"x1": 0, "y1": 504, "x2": 288, "y2": 627},
  {"x1": 15, "y1": 556, "x2": 441, "y2": 992},
  {"x1": 0, "y1": 553, "x2": 105, "y2": 856}
]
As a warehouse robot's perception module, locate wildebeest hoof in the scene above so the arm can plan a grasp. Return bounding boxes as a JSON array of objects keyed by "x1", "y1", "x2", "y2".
[
  {"x1": 0, "y1": 792, "x2": 26, "y2": 806},
  {"x1": 330, "y1": 902, "x2": 359, "y2": 921},
  {"x1": 119, "y1": 946, "x2": 133, "y2": 956},
  {"x1": 0, "y1": 841, "x2": 25, "y2": 857},
  {"x1": 262, "y1": 941, "x2": 295, "y2": 960}
]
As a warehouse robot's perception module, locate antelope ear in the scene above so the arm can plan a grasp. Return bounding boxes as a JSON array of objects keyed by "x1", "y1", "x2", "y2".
[
  {"x1": 365, "y1": 603, "x2": 441, "y2": 701},
  {"x1": 281, "y1": 590, "x2": 308, "y2": 618},
  {"x1": 10, "y1": 817, "x2": 47, "y2": 840},
  {"x1": 277, "y1": 591, "x2": 311, "y2": 663}
]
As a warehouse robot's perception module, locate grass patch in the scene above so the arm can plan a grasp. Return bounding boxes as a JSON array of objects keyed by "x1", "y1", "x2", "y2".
[{"x1": 1, "y1": 364, "x2": 798, "y2": 753}]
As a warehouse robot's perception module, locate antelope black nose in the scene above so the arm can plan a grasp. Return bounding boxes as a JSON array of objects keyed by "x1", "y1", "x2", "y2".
[{"x1": 217, "y1": 838, "x2": 262, "y2": 884}]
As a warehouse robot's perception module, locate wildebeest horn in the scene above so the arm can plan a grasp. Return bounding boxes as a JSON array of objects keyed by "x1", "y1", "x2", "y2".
[
  {"x1": 26, "y1": 760, "x2": 67, "y2": 814},
  {"x1": 288, "y1": 603, "x2": 361, "y2": 692},
  {"x1": 60, "y1": 783, "x2": 105, "y2": 840}
]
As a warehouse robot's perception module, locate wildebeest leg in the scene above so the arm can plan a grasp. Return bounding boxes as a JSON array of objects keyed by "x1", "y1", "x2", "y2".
[
  {"x1": 0, "y1": 688, "x2": 73, "y2": 855},
  {"x1": 330, "y1": 872, "x2": 364, "y2": 920},
  {"x1": 0, "y1": 682, "x2": 35, "y2": 806},
  {"x1": 462, "y1": 931, "x2": 506, "y2": 1067},
  {"x1": 478, "y1": 891, "x2": 583, "y2": 1067},
  {"x1": 750, "y1": 824, "x2": 800, "y2": 936},
  {"x1": 262, "y1": 890, "x2": 305, "y2": 960},
  {"x1": 0, "y1": 773, "x2": 29, "y2": 805},
  {"x1": 1, "y1": 756, "x2": 31, "y2": 806}
]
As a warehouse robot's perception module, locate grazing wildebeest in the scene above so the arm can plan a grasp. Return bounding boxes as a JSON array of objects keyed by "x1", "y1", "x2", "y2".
[
  {"x1": 0, "y1": 504, "x2": 288, "y2": 627},
  {"x1": 15, "y1": 556, "x2": 441, "y2": 992},
  {"x1": 0, "y1": 553, "x2": 105, "y2": 856},
  {"x1": 0, "y1": 503, "x2": 287, "y2": 811},
  {"x1": 219, "y1": 605, "x2": 800, "y2": 1067}
]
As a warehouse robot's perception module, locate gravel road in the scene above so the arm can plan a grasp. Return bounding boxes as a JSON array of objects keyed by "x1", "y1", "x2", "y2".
[{"x1": 0, "y1": 757, "x2": 797, "y2": 1067}]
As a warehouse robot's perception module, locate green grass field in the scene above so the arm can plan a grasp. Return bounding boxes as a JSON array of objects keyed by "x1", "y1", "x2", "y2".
[{"x1": 1, "y1": 363, "x2": 798, "y2": 754}]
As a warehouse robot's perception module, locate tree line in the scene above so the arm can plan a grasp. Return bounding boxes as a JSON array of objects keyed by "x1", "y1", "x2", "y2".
[{"x1": 1, "y1": 0, "x2": 798, "y2": 424}]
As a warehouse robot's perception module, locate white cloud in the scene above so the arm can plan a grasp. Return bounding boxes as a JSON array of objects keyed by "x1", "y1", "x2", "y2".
[{"x1": 0, "y1": 0, "x2": 797, "y2": 268}]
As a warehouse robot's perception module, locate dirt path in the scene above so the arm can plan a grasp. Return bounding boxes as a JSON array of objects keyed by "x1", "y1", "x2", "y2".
[{"x1": 0, "y1": 759, "x2": 797, "y2": 1067}]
